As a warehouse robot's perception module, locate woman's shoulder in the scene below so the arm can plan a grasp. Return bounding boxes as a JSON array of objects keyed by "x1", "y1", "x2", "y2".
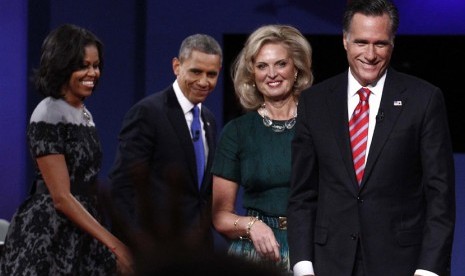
[
  {"x1": 30, "y1": 97, "x2": 86, "y2": 125},
  {"x1": 224, "y1": 111, "x2": 258, "y2": 128},
  {"x1": 219, "y1": 111, "x2": 260, "y2": 141}
]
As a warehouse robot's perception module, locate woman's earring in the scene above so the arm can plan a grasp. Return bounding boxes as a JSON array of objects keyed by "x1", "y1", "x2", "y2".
[{"x1": 294, "y1": 72, "x2": 298, "y2": 81}]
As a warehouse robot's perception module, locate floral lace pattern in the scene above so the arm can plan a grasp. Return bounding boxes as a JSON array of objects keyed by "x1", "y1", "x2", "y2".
[
  {"x1": 27, "y1": 122, "x2": 102, "y2": 194},
  {"x1": 0, "y1": 194, "x2": 116, "y2": 275},
  {"x1": 0, "y1": 103, "x2": 114, "y2": 275}
]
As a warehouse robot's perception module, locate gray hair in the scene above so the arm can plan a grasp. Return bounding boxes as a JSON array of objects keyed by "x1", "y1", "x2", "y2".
[{"x1": 178, "y1": 34, "x2": 223, "y2": 63}]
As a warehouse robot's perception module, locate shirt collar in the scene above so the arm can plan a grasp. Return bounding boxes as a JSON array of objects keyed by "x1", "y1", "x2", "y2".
[
  {"x1": 173, "y1": 80, "x2": 201, "y2": 115},
  {"x1": 347, "y1": 68, "x2": 387, "y2": 98}
]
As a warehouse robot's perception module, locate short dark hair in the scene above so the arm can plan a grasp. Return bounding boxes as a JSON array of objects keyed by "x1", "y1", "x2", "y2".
[
  {"x1": 178, "y1": 34, "x2": 223, "y2": 64},
  {"x1": 34, "y1": 24, "x2": 104, "y2": 98},
  {"x1": 343, "y1": 0, "x2": 399, "y2": 37}
]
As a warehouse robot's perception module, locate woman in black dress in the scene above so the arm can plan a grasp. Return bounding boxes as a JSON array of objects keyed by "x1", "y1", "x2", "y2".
[{"x1": 0, "y1": 24, "x2": 133, "y2": 275}]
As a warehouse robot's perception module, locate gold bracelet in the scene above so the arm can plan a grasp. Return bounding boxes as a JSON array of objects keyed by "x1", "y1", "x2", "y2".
[
  {"x1": 233, "y1": 217, "x2": 240, "y2": 228},
  {"x1": 238, "y1": 216, "x2": 254, "y2": 240},
  {"x1": 246, "y1": 216, "x2": 260, "y2": 237}
]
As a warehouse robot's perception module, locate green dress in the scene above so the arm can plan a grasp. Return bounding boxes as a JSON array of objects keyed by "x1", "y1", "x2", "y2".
[{"x1": 211, "y1": 111, "x2": 294, "y2": 273}]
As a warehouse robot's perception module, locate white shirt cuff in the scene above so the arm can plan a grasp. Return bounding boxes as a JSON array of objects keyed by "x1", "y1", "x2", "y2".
[
  {"x1": 292, "y1": 263, "x2": 437, "y2": 276},
  {"x1": 293, "y1": 260, "x2": 315, "y2": 276},
  {"x1": 414, "y1": 269, "x2": 439, "y2": 276}
]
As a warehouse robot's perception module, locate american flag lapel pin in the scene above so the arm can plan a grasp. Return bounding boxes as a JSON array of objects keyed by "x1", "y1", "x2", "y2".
[{"x1": 393, "y1": 100, "x2": 402, "y2": 106}]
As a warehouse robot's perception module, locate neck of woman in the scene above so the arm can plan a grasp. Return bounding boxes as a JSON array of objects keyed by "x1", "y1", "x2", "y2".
[{"x1": 260, "y1": 96, "x2": 297, "y2": 120}]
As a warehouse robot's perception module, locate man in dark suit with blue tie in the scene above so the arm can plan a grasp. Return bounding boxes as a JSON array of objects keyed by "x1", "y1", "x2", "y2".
[
  {"x1": 288, "y1": 0, "x2": 455, "y2": 275},
  {"x1": 109, "y1": 34, "x2": 222, "y2": 253}
]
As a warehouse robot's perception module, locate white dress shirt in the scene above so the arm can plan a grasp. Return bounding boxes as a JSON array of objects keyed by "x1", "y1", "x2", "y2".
[
  {"x1": 347, "y1": 68, "x2": 384, "y2": 163},
  {"x1": 172, "y1": 80, "x2": 208, "y2": 162}
]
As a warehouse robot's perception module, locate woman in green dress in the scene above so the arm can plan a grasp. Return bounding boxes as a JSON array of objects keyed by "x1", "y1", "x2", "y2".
[{"x1": 211, "y1": 24, "x2": 313, "y2": 274}]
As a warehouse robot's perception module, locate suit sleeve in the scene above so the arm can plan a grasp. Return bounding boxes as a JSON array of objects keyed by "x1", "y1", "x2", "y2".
[
  {"x1": 288, "y1": 93, "x2": 319, "y2": 267},
  {"x1": 109, "y1": 103, "x2": 158, "y2": 232},
  {"x1": 417, "y1": 88, "x2": 455, "y2": 275}
]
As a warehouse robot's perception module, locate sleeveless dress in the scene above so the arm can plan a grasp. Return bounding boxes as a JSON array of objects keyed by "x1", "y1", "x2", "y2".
[
  {"x1": 0, "y1": 97, "x2": 116, "y2": 275},
  {"x1": 211, "y1": 111, "x2": 294, "y2": 274}
]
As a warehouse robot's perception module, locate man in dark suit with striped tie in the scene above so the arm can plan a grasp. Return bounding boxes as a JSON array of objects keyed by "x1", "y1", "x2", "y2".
[{"x1": 288, "y1": 0, "x2": 455, "y2": 275}]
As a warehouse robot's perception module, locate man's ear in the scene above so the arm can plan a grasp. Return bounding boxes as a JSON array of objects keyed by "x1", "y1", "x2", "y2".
[
  {"x1": 343, "y1": 33, "x2": 349, "y2": 51},
  {"x1": 172, "y1": 57, "x2": 180, "y2": 75}
]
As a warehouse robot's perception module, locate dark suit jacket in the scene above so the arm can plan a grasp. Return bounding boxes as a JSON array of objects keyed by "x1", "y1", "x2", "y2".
[
  {"x1": 109, "y1": 85, "x2": 216, "y2": 250},
  {"x1": 288, "y1": 68, "x2": 455, "y2": 276}
]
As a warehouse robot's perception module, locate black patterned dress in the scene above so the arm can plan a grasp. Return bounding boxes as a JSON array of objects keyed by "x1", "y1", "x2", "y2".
[{"x1": 0, "y1": 97, "x2": 116, "y2": 275}]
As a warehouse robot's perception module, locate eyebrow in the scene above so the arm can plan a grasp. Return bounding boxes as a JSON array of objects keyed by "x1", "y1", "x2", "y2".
[
  {"x1": 255, "y1": 58, "x2": 290, "y2": 64},
  {"x1": 353, "y1": 38, "x2": 391, "y2": 45},
  {"x1": 189, "y1": 68, "x2": 218, "y2": 74}
]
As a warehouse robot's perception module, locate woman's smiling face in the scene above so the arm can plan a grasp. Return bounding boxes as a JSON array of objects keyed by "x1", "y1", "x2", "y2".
[
  {"x1": 62, "y1": 44, "x2": 100, "y2": 107},
  {"x1": 253, "y1": 42, "x2": 297, "y2": 102}
]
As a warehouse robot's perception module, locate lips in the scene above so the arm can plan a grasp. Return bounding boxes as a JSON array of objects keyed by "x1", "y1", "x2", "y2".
[
  {"x1": 267, "y1": 81, "x2": 282, "y2": 87},
  {"x1": 359, "y1": 58, "x2": 379, "y2": 68},
  {"x1": 193, "y1": 87, "x2": 210, "y2": 94},
  {"x1": 81, "y1": 80, "x2": 95, "y2": 88}
]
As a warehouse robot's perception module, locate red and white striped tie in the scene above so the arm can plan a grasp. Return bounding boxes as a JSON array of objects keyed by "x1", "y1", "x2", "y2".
[{"x1": 349, "y1": 87, "x2": 370, "y2": 184}]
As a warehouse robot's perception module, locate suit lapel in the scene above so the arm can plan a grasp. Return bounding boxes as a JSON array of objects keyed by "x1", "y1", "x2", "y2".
[
  {"x1": 326, "y1": 74, "x2": 360, "y2": 193},
  {"x1": 165, "y1": 88, "x2": 198, "y2": 185},
  {"x1": 200, "y1": 110, "x2": 215, "y2": 191},
  {"x1": 362, "y1": 69, "x2": 406, "y2": 188}
]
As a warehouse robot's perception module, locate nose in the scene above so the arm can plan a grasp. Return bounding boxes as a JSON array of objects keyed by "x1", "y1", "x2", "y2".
[
  {"x1": 87, "y1": 66, "x2": 98, "y2": 76},
  {"x1": 198, "y1": 74, "x2": 209, "y2": 87},
  {"x1": 365, "y1": 45, "x2": 376, "y2": 61},
  {"x1": 267, "y1": 67, "x2": 277, "y2": 78}
]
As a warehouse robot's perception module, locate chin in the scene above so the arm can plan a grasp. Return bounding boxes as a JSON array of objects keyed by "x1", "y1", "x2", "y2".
[
  {"x1": 82, "y1": 92, "x2": 93, "y2": 98},
  {"x1": 359, "y1": 74, "x2": 378, "y2": 85}
]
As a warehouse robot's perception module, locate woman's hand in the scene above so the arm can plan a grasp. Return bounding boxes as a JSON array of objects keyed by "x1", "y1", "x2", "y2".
[
  {"x1": 112, "y1": 242, "x2": 134, "y2": 275},
  {"x1": 248, "y1": 220, "x2": 281, "y2": 262}
]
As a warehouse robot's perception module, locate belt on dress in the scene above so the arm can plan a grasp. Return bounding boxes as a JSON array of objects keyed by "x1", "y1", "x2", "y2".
[{"x1": 247, "y1": 209, "x2": 287, "y2": 230}]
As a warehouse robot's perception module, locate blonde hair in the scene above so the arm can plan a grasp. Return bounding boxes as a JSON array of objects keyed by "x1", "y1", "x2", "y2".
[{"x1": 232, "y1": 24, "x2": 313, "y2": 110}]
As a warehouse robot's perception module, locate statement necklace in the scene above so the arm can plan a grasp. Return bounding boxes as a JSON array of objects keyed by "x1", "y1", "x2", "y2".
[
  {"x1": 81, "y1": 104, "x2": 91, "y2": 124},
  {"x1": 260, "y1": 102, "x2": 297, "y2": 133}
]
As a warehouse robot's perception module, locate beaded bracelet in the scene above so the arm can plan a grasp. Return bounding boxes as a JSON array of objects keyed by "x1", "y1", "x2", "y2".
[
  {"x1": 238, "y1": 216, "x2": 254, "y2": 240},
  {"x1": 233, "y1": 217, "x2": 240, "y2": 229},
  {"x1": 246, "y1": 216, "x2": 261, "y2": 237}
]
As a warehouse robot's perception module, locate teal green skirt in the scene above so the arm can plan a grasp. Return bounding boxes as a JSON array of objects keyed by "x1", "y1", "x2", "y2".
[{"x1": 228, "y1": 210, "x2": 290, "y2": 274}]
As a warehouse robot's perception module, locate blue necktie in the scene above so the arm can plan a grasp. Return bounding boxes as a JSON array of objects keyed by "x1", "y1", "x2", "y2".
[{"x1": 191, "y1": 105, "x2": 205, "y2": 188}]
